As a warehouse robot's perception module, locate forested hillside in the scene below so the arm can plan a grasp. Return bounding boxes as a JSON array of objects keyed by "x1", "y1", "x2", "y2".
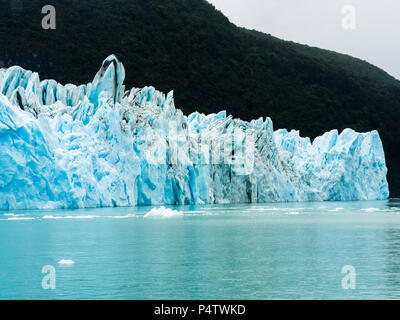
[{"x1": 0, "y1": 0, "x2": 399, "y2": 196}]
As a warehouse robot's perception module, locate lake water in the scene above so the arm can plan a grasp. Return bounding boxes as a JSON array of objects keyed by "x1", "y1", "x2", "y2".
[{"x1": 1, "y1": 200, "x2": 400, "y2": 300}]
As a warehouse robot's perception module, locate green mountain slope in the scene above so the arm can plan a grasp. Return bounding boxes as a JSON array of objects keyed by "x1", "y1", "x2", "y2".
[{"x1": 0, "y1": 0, "x2": 399, "y2": 196}]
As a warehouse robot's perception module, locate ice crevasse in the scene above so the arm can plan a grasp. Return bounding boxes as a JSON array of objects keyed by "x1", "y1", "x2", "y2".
[{"x1": 0, "y1": 55, "x2": 389, "y2": 209}]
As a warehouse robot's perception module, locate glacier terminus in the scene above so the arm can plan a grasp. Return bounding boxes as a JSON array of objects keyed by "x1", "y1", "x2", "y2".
[{"x1": 0, "y1": 55, "x2": 389, "y2": 210}]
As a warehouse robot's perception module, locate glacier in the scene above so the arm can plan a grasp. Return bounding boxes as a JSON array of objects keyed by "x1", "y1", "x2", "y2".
[{"x1": 0, "y1": 55, "x2": 389, "y2": 210}]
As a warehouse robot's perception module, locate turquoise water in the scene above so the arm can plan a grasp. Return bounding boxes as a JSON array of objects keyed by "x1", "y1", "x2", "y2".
[{"x1": 1, "y1": 200, "x2": 400, "y2": 300}]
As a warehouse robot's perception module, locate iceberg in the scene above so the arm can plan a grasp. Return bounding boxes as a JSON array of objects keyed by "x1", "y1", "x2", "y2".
[
  {"x1": 144, "y1": 206, "x2": 183, "y2": 219},
  {"x1": 0, "y1": 55, "x2": 389, "y2": 210}
]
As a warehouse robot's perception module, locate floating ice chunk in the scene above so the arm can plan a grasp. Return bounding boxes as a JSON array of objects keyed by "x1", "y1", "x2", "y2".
[
  {"x1": 42, "y1": 215, "x2": 63, "y2": 220},
  {"x1": 43, "y1": 215, "x2": 100, "y2": 219},
  {"x1": 361, "y1": 208, "x2": 380, "y2": 212},
  {"x1": 58, "y1": 259, "x2": 75, "y2": 265},
  {"x1": 144, "y1": 206, "x2": 184, "y2": 219},
  {"x1": 329, "y1": 208, "x2": 344, "y2": 212},
  {"x1": 104, "y1": 214, "x2": 138, "y2": 219}
]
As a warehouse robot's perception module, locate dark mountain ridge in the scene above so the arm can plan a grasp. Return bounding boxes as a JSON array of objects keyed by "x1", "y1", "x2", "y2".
[{"x1": 0, "y1": 0, "x2": 399, "y2": 196}]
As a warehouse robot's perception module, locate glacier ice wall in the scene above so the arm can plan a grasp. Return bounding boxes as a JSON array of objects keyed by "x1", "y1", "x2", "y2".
[{"x1": 0, "y1": 55, "x2": 389, "y2": 209}]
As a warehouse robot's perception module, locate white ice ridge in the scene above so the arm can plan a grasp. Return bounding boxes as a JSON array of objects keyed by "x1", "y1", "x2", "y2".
[{"x1": 0, "y1": 55, "x2": 389, "y2": 209}]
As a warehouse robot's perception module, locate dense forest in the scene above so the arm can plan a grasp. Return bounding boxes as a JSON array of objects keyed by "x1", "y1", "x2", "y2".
[{"x1": 0, "y1": 0, "x2": 399, "y2": 196}]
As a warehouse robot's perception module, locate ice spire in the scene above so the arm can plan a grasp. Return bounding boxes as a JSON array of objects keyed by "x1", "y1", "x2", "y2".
[{"x1": 89, "y1": 54, "x2": 125, "y2": 108}]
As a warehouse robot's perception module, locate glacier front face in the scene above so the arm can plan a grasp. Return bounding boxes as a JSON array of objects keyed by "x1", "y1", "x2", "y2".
[{"x1": 0, "y1": 55, "x2": 389, "y2": 210}]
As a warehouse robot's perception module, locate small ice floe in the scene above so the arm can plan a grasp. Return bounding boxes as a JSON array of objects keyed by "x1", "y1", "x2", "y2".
[
  {"x1": 260, "y1": 207, "x2": 282, "y2": 211},
  {"x1": 144, "y1": 206, "x2": 183, "y2": 219},
  {"x1": 184, "y1": 212, "x2": 219, "y2": 217},
  {"x1": 329, "y1": 208, "x2": 344, "y2": 212},
  {"x1": 361, "y1": 208, "x2": 380, "y2": 212},
  {"x1": 6, "y1": 217, "x2": 35, "y2": 220},
  {"x1": 64, "y1": 215, "x2": 98, "y2": 219},
  {"x1": 285, "y1": 211, "x2": 300, "y2": 215},
  {"x1": 42, "y1": 215, "x2": 99, "y2": 220},
  {"x1": 104, "y1": 214, "x2": 138, "y2": 219},
  {"x1": 58, "y1": 259, "x2": 75, "y2": 265},
  {"x1": 43, "y1": 214, "x2": 139, "y2": 220},
  {"x1": 42, "y1": 215, "x2": 63, "y2": 220}
]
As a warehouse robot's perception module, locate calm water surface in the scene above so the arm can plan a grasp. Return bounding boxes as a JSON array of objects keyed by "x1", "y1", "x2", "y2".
[{"x1": 1, "y1": 200, "x2": 400, "y2": 300}]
